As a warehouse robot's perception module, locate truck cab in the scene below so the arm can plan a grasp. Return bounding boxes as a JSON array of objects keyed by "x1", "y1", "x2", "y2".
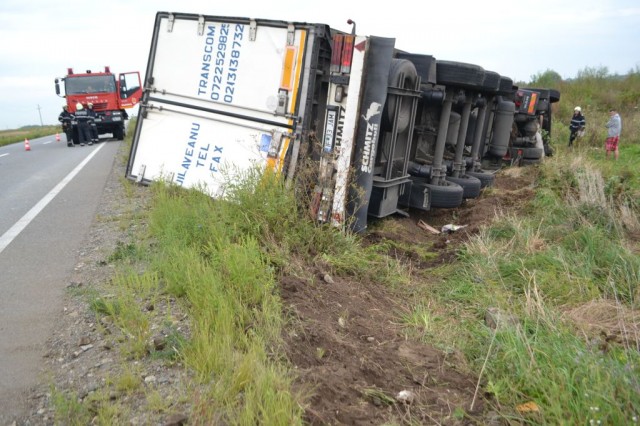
[
  {"x1": 55, "y1": 67, "x2": 142, "y2": 145},
  {"x1": 506, "y1": 87, "x2": 560, "y2": 165}
]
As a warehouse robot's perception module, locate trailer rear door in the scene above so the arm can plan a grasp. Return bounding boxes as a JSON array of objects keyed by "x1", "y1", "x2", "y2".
[{"x1": 127, "y1": 12, "x2": 318, "y2": 196}]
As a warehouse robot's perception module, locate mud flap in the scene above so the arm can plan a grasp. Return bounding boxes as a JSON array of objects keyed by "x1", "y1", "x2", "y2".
[{"x1": 346, "y1": 36, "x2": 395, "y2": 233}]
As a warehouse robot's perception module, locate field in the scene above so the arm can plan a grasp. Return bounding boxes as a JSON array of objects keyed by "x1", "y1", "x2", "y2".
[
  {"x1": 0, "y1": 125, "x2": 60, "y2": 147},
  {"x1": 14, "y1": 68, "x2": 640, "y2": 425}
]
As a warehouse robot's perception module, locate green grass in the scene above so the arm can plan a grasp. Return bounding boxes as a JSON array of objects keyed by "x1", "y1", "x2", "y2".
[
  {"x1": 50, "y1": 68, "x2": 640, "y2": 424},
  {"x1": 409, "y1": 150, "x2": 640, "y2": 423},
  {"x1": 403, "y1": 66, "x2": 640, "y2": 422},
  {"x1": 0, "y1": 125, "x2": 60, "y2": 147}
]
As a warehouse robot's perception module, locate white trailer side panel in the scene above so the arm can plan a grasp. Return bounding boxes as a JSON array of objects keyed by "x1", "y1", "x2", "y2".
[
  {"x1": 130, "y1": 106, "x2": 289, "y2": 196},
  {"x1": 128, "y1": 13, "x2": 311, "y2": 194}
]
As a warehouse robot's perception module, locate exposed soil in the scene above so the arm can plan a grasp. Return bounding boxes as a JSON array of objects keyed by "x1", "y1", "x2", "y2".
[
  {"x1": 14, "y1": 146, "x2": 539, "y2": 425},
  {"x1": 281, "y1": 166, "x2": 538, "y2": 425}
]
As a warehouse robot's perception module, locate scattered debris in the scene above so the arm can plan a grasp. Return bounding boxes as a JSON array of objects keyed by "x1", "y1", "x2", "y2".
[
  {"x1": 396, "y1": 390, "x2": 416, "y2": 405},
  {"x1": 417, "y1": 220, "x2": 441, "y2": 234},
  {"x1": 441, "y1": 224, "x2": 468, "y2": 233}
]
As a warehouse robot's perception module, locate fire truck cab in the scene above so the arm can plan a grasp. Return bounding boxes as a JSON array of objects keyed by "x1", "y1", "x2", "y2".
[{"x1": 55, "y1": 67, "x2": 142, "y2": 145}]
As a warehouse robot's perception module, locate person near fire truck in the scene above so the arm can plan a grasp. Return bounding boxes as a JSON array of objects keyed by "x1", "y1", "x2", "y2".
[
  {"x1": 74, "y1": 102, "x2": 94, "y2": 146},
  {"x1": 58, "y1": 105, "x2": 73, "y2": 144},
  {"x1": 87, "y1": 102, "x2": 99, "y2": 143}
]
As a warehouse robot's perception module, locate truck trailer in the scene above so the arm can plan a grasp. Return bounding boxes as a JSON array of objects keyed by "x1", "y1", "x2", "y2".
[
  {"x1": 126, "y1": 12, "x2": 558, "y2": 233},
  {"x1": 127, "y1": 12, "x2": 429, "y2": 233}
]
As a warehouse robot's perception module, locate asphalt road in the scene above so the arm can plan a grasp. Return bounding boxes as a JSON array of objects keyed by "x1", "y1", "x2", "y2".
[{"x1": 0, "y1": 133, "x2": 121, "y2": 421}]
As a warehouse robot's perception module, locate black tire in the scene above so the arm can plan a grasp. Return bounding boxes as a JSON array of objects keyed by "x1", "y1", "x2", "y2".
[
  {"x1": 384, "y1": 59, "x2": 418, "y2": 133},
  {"x1": 427, "y1": 180, "x2": 464, "y2": 208},
  {"x1": 114, "y1": 125, "x2": 125, "y2": 141},
  {"x1": 497, "y1": 76, "x2": 514, "y2": 96},
  {"x1": 521, "y1": 147, "x2": 543, "y2": 159},
  {"x1": 489, "y1": 144, "x2": 509, "y2": 158},
  {"x1": 436, "y1": 60, "x2": 485, "y2": 89},
  {"x1": 521, "y1": 158, "x2": 541, "y2": 166},
  {"x1": 549, "y1": 89, "x2": 560, "y2": 103},
  {"x1": 480, "y1": 71, "x2": 500, "y2": 93},
  {"x1": 446, "y1": 175, "x2": 482, "y2": 198},
  {"x1": 466, "y1": 170, "x2": 495, "y2": 188}
]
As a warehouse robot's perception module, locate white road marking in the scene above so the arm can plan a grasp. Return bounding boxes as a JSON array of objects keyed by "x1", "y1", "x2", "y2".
[
  {"x1": 0, "y1": 153, "x2": 8, "y2": 158},
  {"x1": 0, "y1": 144, "x2": 106, "y2": 254}
]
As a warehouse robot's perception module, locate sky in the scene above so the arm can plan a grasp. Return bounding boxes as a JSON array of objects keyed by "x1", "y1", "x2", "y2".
[{"x1": 1, "y1": 0, "x2": 639, "y2": 129}]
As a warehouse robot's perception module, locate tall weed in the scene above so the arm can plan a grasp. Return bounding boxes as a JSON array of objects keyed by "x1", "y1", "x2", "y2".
[{"x1": 415, "y1": 150, "x2": 640, "y2": 423}]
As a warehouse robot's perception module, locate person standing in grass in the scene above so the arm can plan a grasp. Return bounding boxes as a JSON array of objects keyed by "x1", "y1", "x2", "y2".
[
  {"x1": 568, "y1": 106, "x2": 586, "y2": 147},
  {"x1": 605, "y1": 108, "x2": 622, "y2": 160}
]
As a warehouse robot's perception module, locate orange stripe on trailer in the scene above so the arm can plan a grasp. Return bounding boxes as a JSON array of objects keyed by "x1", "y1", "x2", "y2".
[
  {"x1": 289, "y1": 30, "x2": 306, "y2": 116},
  {"x1": 268, "y1": 29, "x2": 306, "y2": 172},
  {"x1": 280, "y1": 46, "x2": 296, "y2": 91},
  {"x1": 528, "y1": 92, "x2": 538, "y2": 115}
]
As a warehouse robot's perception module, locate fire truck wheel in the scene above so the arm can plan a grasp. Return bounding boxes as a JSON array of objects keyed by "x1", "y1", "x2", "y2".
[
  {"x1": 466, "y1": 170, "x2": 495, "y2": 188},
  {"x1": 114, "y1": 126, "x2": 125, "y2": 141},
  {"x1": 385, "y1": 59, "x2": 418, "y2": 133},
  {"x1": 427, "y1": 180, "x2": 464, "y2": 208},
  {"x1": 435, "y1": 60, "x2": 485, "y2": 89},
  {"x1": 446, "y1": 175, "x2": 482, "y2": 199}
]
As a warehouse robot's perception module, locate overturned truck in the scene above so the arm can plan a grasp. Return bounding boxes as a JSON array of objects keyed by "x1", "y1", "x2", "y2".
[{"x1": 127, "y1": 12, "x2": 558, "y2": 233}]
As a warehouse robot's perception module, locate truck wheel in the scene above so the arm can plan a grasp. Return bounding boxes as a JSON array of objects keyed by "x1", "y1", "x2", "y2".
[
  {"x1": 385, "y1": 59, "x2": 418, "y2": 133},
  {"x1": 521, "y1": 147, "x2": 543, "y2": 159},
  {"x1": 436, "y1": 60, "x2": 485, "y2": 89},
  {"x1": 521, "y1": 158, "x2": 541, "y2": 166},
  {"x1": 497, "y1": 76, "x2": 514, "y2": 96},
  {"x1": 549, "y1": 89, "x2": 561, "y2": 103},
  {"x1": 466, "y1": 170, "x2": 495, "y2": 188},
  {"x1": 114, "y1": 125, "x2": 125, "y2": 140},
  {"x1": 446, "y1": 175, "x2": 481, "y2": 199},
  {"x1": 480, "y1": 70, "x2": 501, "y2": 93},
  {"x1": 427, "y1": 180, "x2": 464, "y2": 208}
]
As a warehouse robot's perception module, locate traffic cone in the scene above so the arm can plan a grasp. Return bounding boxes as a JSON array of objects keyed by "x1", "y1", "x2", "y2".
[
  {"x1": 55, "y1": 133, "x2": 60, "y2": 142},
  {"x1": 24, "y1": 138, "x2": 31, "y2": 151}
]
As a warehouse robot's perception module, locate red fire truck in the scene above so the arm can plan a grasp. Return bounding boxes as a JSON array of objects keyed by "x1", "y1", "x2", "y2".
[{"x1": 55, "y1": 67, "x2": 143, "y2": 146}]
